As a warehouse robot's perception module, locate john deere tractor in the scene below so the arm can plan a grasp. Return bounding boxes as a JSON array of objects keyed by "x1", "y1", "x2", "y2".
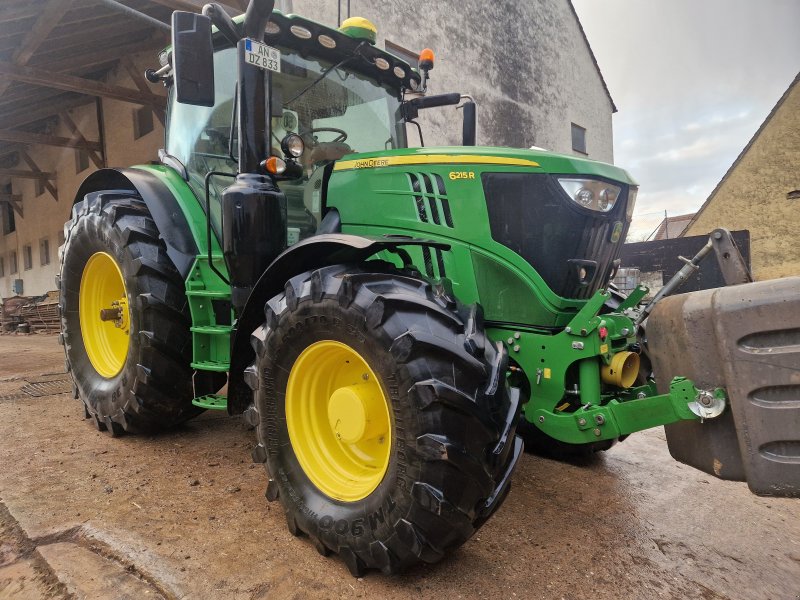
[{"x1": 59, "y1": 0, "x2": 800, "y2": 577}]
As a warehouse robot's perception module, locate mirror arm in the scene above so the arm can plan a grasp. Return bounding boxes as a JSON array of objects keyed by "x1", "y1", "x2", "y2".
[{"x1": 202, "y1": 3, "x2": 241, "y2": 47}]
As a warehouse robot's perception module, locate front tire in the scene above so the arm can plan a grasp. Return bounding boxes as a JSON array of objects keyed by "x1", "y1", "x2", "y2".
[
  {"x1": 247, "y1": 264, "x2": 522, "y2": 576},
  {"x1": 59, "y1": 191, "x2": 200, "y2": 434}
]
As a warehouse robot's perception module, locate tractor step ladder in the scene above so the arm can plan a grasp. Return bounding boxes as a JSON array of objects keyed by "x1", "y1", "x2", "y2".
[
  {"x1": 192, "y1": 394, "x2": 229, "y2": 410},
  {"x1": 186, "y1": 255, "x2": 231, "y2": 410}
]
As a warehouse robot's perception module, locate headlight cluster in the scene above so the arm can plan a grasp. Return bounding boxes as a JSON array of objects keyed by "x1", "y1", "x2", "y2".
[{"x1": 558, "y1": 178, "x2": 622, "y2": 213}]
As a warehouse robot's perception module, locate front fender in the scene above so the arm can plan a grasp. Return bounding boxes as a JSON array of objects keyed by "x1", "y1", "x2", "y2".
[
  {"x1": 72, "y1": 167, "x2": 200, "y2": 278},
  {"x1": 227, "y1": 234, "x2": 450, "y2": 414}
]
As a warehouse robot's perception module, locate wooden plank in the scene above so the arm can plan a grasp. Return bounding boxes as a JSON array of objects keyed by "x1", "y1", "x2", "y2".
[
  {"x1": 27, "y1": 33, "x2": 165, "y2": 73},
  {"x1": 12, "y1": 0, "x2": 73, "y2": 66},
  {"x1": 0, "y1": 168, "x2": 55, "y2": 179},
  {"x1": 22, "y1": 24, "x2": 158, "y2": 64},
  {"x1": 20, "y1": 150, "x2": 58, "y2": 200},
  {"x1": 0, "y1": 193, "x2": 24, "y2": 217},
  {"x1": 0, "y1": 94, "x2": 94, "y2": 130},
  {"x1": 0, "y1": 0, "x2": 73, "y2": 99},
  {"x1": 0, "y1": 128, "x2": 101, "y2": 152},
  {"x1": 0, "y1": 4, "x2": 39, "y2": 24},
  {"x1": 0, "y1": 62, "x2": 164, "y2": 107}
]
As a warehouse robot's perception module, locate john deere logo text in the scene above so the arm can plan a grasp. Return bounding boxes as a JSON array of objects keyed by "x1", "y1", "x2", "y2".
[
  {"x1": 449, "y1": 171, "x2": 475, "y2": 180},
  {"x1": 353, "y1": 158, "x2": 389, "y2": 168}
]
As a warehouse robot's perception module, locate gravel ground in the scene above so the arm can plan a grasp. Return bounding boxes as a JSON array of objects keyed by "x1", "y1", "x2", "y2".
[{"x1": 0, "y1": 334, "x2": 798, "y2": 599}]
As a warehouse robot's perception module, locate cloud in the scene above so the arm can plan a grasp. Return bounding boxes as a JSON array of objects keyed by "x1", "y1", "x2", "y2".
[{"x1": 572, "y1": 0, "x2": 800, "y2": 238}]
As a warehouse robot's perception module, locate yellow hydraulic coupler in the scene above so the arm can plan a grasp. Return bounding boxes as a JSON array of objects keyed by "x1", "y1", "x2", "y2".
[{"x1": 601, "y1": 351, "x2": 640, "y2": 388}]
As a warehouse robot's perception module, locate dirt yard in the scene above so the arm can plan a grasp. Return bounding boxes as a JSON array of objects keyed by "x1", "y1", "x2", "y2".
[{"x1": 0, "y1": 334, "x2": 798, "y2": 599}]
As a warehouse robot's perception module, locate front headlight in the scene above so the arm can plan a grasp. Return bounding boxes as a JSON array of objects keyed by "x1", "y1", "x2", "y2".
[{"x1": 558, "y1": 178, "x2": 622, "y2": 213}]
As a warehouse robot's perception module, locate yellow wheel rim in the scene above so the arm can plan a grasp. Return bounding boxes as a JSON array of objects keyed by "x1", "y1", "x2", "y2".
[
  {"x1": 79, "y1": 252, "x2": 130, "y2": 378},
  {"x1": 286, "y1": 340, "x2": 392, "y2": 502}
]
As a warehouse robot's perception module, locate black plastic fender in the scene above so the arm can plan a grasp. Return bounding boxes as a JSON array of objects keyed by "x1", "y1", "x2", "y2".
[
  {"x1": 227, "y1": 233, "x2": 451, "y2": 414},
  {"x1": 72, "y1": 167, "x2": 199, "y2": 278}
]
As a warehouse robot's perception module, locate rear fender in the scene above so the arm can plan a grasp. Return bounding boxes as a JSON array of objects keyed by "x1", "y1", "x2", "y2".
[
  {"x1": 227, "y1": 234, "x2": 450, "y2": 414},
  {"x1": 71, "y1": 167, "x2": 199, "y2": 278}
]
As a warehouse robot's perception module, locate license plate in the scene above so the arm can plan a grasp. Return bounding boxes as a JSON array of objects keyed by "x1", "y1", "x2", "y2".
[{"x1": 244, "y1": 38, "x2": 281, "y2": 73}]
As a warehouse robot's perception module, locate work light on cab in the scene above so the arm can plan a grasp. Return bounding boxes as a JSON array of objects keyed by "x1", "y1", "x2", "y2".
[{"x1": 281, "y1": 133, "x2": 304, "y2": 158}]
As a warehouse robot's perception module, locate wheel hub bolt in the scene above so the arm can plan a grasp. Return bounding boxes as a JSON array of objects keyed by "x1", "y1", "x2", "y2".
[{"x1": 99, "y1": 307, "x2": 123, "y2": 322}]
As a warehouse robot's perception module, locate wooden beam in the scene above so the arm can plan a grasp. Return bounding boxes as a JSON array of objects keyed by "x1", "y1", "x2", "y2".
[
  {"x1": 59, "y1": 112, "x2": 104, "y2": 169},
  {"x1": 13, "y1": 0, "x2": 73, "y2": 67},
  {"x1": 0, "y1": 94, "x2": 95, "y2": 131},
  {"x1": 0, "y1": 0, "x2": 74, "y2": 99},
  {"x1": 20, "y1": 150, "x2": 57, "y2": 201},
  {"x1": 0, "y1": 194, "x2": 23, "y2": 217},
  {"x1": 27, "y1": 33, "x2": 166, "y2": 74},
  {"x1": 0, "y1": 128, "x2": 101, "y2": 152},
  {"x1": 0, "y1": 168, "x2": 55, "y2": 180},
  {"x1": 147, "y1": 0, "x2": 242, "y2": 15},
  {"x1": 0, "y1": 4, "x2": 40, "y2": 23},
  {"x1": 0, "y1": 62, "x2": 165, "y2": 107}
]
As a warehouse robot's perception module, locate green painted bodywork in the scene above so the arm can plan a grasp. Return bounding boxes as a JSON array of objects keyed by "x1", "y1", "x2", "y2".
[
  {"x1": 132, "y1": 165, "x2": 232, "y2": 407},
  {"x1": 152, "y1": 21, "x2": 711, "y2": 436},
  {"x1": 322, "y1": 146, "x2": 710, "y2": 443}
]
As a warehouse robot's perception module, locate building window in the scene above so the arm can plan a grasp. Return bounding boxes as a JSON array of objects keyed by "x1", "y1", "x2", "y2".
[
  {"x1": 76, "y1": 149, "x2": 90, "y2": 173},
  {"x1": 385, "y1": 40, "x2": 419, "y2": 69},
  {"x1": 40, "y1": 237, "x2": 50, "y2": 266},
  {"x1": 10, "y1": 251, "x2": 17, "y2": 274},
  {"x1": 0, "y1": 184, "x2": 17, "y2": 235},
  {"x1": 133, "y1": 106, "x2": 155, "y2": 140},
  {"x1": 0, "y1": 256, "x2": 4, "y2": 277},
  {"x1": 571, "y1": 123, "x2": 587, "y2": 154},
  {"x1": 23, "y1": 245, "x2": 33, "y2": 270}
]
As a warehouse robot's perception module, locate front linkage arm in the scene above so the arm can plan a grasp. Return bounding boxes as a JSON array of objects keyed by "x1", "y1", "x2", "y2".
[{"x1": 532, "y1": 378, "x2": 727, "y2": 445}]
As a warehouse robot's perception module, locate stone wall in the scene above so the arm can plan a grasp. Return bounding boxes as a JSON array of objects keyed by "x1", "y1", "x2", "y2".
[{"x1": 289, "y1": 0, "x2": 615, "y2": 158}]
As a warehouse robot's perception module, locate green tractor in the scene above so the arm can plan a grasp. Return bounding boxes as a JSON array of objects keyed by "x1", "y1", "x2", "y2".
[{"x1": 59, "y1": 0, "x2": 800, "y2": 577}]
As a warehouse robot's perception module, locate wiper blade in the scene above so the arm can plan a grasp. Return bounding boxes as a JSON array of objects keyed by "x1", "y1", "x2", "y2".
[{"x1": 285, "y1": 42, "x2": 367, "y2": 107}]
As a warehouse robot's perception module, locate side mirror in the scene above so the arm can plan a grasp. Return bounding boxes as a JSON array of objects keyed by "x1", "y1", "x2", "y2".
[{"x1": 172, "y1": 11, "x2": 215, "y2": 107}]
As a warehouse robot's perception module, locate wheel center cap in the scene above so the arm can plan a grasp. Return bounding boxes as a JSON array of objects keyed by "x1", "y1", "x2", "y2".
[{"x1": 327, "y1": 384, "x2": 377, "y2": 444}]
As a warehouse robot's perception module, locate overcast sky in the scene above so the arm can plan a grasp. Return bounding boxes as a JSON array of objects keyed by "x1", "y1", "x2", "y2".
[{"x1": 572, "y1": 0, "x2": 800, "y2": 240}]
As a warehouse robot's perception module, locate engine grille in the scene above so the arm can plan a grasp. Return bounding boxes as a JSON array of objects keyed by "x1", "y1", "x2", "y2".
[
  {"x1": 407, "y1": 173, "x2": 454, "y2": 228},
  {"x1": 482, "y1": 172, "x2": 629, "y2": 299}
]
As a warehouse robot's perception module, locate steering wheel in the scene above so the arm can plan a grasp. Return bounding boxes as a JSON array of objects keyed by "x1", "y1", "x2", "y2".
[
  {"x1": 204, "y1": 126, "x2": 230, "y2": 147},
  {"x1": 304, "y1": 127, "x2": 348, "y2": 144}
]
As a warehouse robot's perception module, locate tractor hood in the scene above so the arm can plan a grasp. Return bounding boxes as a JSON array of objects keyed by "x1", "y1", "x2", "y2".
[{"x1": 333, "y1": 146, "x2": 637, "y2": 185}]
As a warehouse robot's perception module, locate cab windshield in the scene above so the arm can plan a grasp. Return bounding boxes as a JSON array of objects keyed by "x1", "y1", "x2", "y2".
[{"x1": 166, "y1": 46, "x2": 406, "y2": 240}]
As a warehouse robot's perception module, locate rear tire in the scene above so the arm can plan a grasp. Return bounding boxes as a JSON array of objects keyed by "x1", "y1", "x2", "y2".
[
  {"x1": 59, "y1": 190, "x2": 200, "y2": 434},
  {"x1": 247, "y1": 264, "x2": 522, "y2": 575}
]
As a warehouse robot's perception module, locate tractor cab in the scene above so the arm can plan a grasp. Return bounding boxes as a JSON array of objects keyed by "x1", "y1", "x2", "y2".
[{"x1": 163, "y1": 11, "x2": 416, "y2": 246}]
